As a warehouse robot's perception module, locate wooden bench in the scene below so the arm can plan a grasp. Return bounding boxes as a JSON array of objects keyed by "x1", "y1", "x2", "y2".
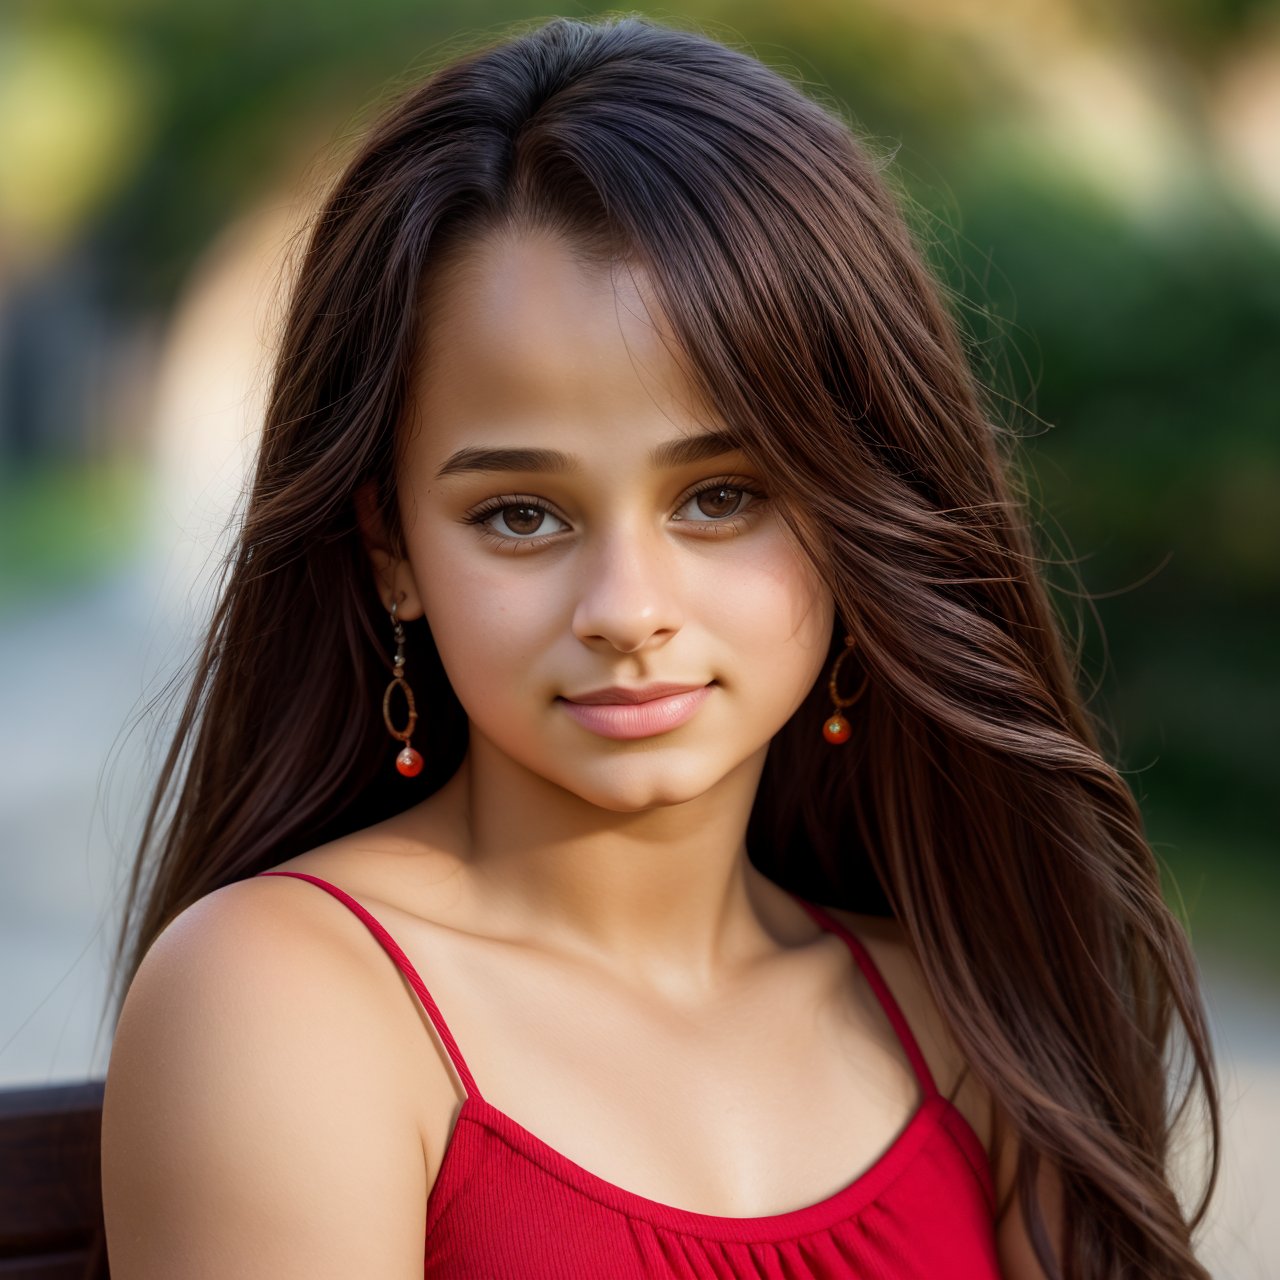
[{"x1": 0, "y1": 1081, "x2": 109, "y2": 1278}]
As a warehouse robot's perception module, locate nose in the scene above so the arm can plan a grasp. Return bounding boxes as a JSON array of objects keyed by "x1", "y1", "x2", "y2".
[{"x1": 570, "y1": 520, "x2": 685, "y2": 654}]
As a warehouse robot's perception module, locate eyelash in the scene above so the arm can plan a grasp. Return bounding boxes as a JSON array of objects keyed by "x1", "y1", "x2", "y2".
[{"x1": 462, "y1": 476, "x2": 770, "y2": 553}]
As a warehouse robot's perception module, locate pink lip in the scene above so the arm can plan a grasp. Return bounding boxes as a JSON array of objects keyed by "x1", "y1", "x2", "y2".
[
  {"x1": 558, "y1": 684, "x2": 713, "y2": 740},
  {"x1": 563, "y1": 682, "x2": 709, "y2": 705}
]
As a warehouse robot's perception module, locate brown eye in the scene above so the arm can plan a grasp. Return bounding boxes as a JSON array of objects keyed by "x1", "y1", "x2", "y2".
[
  {"x1": 694, "y1": 486, "x2": 746, "y2": 519},
  {"x1": 674, "y1": 478, "x2": 768, "y2": 527},
  {"x1": 500, "y1": 504, "x2": 546, "y2": 536},
  {"x1": 463, "y1": 494, "x2": 570, "y2": 547}
]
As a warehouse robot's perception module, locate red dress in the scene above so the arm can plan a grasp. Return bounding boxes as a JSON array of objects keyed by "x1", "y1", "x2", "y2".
[{"x1": 257, "y1": 870, "x2": 1000, "y2": 1277}]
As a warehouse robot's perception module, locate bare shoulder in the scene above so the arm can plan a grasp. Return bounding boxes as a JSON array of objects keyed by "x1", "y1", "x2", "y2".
[
  {"x1": 819, "y1": 905, "x2": 993, "y2": 1153},
  {"x1": 101, "y1": 876, "x2": 428, "y2": 1279},
  {"x1": 822, "y1": 905, "x2": 1065, "y2": 1278}
]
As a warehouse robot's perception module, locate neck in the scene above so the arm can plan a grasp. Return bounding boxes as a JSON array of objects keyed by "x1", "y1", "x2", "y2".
[{"x1": 428, "y1": 737, "x2": 808, "y2": 991}]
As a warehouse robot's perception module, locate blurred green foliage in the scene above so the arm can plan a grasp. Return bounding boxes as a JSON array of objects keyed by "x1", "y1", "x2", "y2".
[
  {"x1": 0, "y1": 457, "x2": 148, "y2": 611},
  {"x1": 928, "y1": 177, "x2": 1279, "y2": 975}
]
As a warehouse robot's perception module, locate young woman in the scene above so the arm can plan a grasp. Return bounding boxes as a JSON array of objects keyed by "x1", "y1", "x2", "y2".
[{"x1": 100, "y1": 15, "x2": 1220, "y2": 1279}]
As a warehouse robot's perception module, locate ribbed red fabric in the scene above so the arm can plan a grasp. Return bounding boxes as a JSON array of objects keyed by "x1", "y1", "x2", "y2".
[{"x1": 257, "y1": 870, "x2": 1000, "y2": 1277}]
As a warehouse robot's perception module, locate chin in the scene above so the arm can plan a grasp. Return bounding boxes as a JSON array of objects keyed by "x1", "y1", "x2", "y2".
[{"x1": 552, "y1": 754, "x2": 735, "y2": 813}]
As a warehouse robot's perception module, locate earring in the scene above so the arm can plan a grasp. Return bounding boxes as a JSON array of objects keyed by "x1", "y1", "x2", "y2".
[
  {"x1": 822, "y1": 632, "x2": 868, "y2": 744},
  {"x1": 382, "y1": 598, "x2": 423, "y2": 777}
]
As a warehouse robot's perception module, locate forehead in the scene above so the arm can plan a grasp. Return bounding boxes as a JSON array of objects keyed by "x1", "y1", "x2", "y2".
[{"x1": 404, "y1": 228, "x2": 723, "y2": 463}]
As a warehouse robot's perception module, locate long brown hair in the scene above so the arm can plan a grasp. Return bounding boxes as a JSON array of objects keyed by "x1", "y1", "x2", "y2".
[{"x1": 106, "y1": 15, "x2": 1219, "y2": 1277}]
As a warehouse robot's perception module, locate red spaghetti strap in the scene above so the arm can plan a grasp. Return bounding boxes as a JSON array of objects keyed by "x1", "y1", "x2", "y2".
[
  {"x1": 792, "y1": 895, "x2": 940, "y2": 1100},
  {"x1": 255, "y1": 870, "x2": 483, "y2": 1102}
]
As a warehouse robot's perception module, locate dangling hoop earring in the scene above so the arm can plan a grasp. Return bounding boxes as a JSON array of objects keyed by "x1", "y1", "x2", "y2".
[
  {"x1": 822, "y1": 632, "x2": 868, "y2": 744},
  {"x1": 382, "y1": 598, "x2": 423, "y2": 777}
]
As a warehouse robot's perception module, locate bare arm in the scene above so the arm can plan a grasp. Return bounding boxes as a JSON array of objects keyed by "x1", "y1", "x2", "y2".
[{"x1": 101, "y1": 879, "x2": 429, "y2": 1279}]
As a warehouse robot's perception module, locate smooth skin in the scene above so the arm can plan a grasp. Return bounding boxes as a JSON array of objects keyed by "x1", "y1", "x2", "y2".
[{"x1": 102, "y1": 228, "x2": 1063, "y2": 1277}]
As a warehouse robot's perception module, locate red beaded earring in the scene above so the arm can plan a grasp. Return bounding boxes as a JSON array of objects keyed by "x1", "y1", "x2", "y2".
[
  {"x1": 822, "y1": 632, "x2": 868, "y2": 744},
  {"x1": 382, "y1": 598, "x2": 423, "y2": 777}
]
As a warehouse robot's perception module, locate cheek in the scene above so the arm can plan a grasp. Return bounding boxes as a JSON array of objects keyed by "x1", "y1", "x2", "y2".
[
  {"x1": 410, "y1": 536, "x2": 553, "y2": 702},
  {"x1": 708, "y1": 529, "x2": 834, "y2": 688}
]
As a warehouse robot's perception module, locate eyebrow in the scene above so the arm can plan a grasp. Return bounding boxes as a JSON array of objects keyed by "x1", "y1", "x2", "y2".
[{"x1": 433, "y1": 429, "x2": 745, "y2": 480}]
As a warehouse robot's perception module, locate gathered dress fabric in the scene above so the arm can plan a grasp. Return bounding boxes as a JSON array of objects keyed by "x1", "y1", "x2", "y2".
[{"x1": 257, "y1": 870, "x2": 1001, "y2": 1278}]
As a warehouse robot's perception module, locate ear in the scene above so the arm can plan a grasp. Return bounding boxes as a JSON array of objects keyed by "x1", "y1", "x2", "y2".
[{"x1": 354, "y1": 479, "x2": 424, "y2": 621}]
